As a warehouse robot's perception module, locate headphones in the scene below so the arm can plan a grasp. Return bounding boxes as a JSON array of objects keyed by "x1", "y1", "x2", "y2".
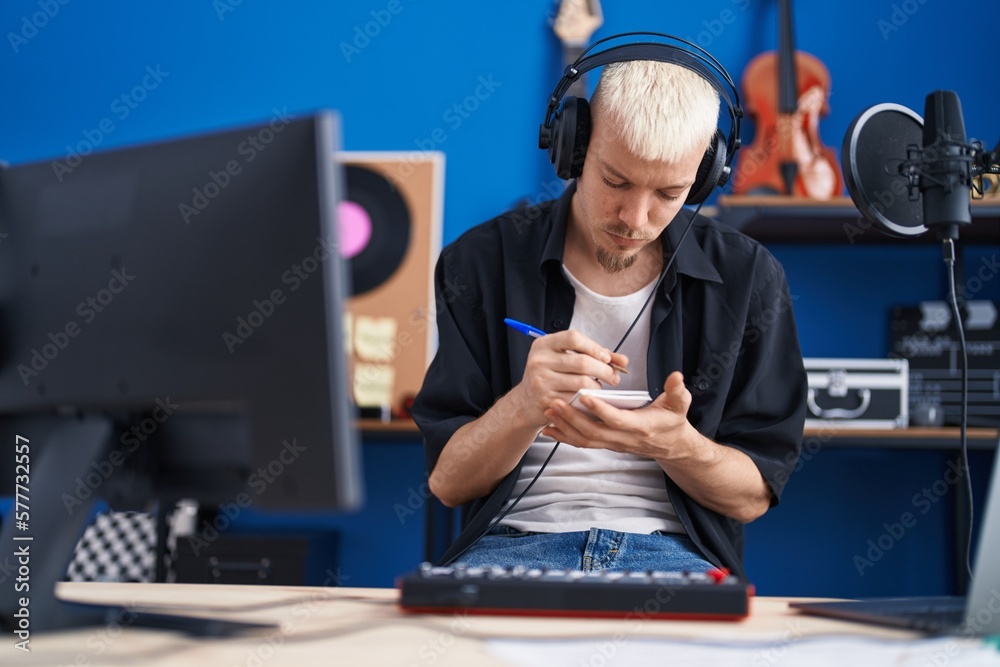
[{"x1": 538, "y1": 32, "x2": 744, "y2": 205}]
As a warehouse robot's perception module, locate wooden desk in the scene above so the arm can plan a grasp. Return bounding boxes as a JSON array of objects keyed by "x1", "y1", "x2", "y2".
[{"x1": 8, "y1": 582, "x2": 947, "y2": 665}]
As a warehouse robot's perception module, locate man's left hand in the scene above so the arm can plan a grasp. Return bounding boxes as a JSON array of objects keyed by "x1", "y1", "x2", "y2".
[{"x1": 540, "y1": 370, "x2": 699, "y2": 461}]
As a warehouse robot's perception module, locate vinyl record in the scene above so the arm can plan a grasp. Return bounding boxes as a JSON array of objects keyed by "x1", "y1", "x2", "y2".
[
  {"x1": 338, "y1": 151, "x2": 443, "y2": 412},
  {"x1": 341, "y1": 165, "x2": 411, "y2": 295}
]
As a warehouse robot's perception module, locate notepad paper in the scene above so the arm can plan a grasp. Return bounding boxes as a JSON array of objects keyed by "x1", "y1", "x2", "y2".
[
  {"x1": 568, "y1": 388, "x2": 652, "y2": 419},
  {"x1": 487, "y1": 636, "x2": 1000, "y2": 667}
]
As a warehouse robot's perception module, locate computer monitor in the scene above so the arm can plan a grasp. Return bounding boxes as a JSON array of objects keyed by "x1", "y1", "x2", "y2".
[{"x1": 0, "y1": 111, "x2": 362, "y2": 633}]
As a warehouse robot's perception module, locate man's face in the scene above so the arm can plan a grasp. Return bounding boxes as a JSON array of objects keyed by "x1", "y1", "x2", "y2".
[{"x1": 572, "y1": 111, "x2": 707, "y2": 274}]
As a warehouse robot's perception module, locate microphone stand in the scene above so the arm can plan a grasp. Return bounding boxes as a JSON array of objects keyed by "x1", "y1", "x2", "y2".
[{"x1": 916, "y1": 90, "x2": 988, "y2": 592}]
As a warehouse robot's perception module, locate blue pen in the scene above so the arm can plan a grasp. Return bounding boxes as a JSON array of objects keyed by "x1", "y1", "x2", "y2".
[
  {"x1": 504, "y1": 318, "x2": 628, "y2": 374},
  {"x1": 504, "y1": 318, "x2": 547, "y2": 339}
]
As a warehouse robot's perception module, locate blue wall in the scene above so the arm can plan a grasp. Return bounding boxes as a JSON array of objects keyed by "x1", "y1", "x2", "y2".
[{"x1": 2, "y1": 1, "x2": 998, "y2": 593}]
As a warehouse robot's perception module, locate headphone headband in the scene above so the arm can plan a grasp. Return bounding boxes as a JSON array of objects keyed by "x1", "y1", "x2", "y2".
[
  {"x1": 538, "y1": 32, "x2": 743, "y2": 201},
  {"x1": 542, "y1": 32, "x2": 743, "y2": 159}
]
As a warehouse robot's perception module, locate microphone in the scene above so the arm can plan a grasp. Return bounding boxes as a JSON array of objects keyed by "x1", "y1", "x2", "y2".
[
  {"x1": 841, "y1": 90, "x2": 986, "y2": 238},
  {"x1": 916, "y1": 90, "x2": 973, "y2": 236}
]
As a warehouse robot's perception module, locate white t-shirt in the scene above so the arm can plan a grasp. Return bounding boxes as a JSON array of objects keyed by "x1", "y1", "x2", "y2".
[{"x1": 501, "y1": 265, "x2": 685, "y2": 535}]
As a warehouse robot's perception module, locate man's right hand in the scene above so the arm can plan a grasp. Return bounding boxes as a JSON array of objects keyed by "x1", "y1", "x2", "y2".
[
  {"x1": 512, "y1": 329, "x2": 628, "y2": 429},
  {"x1": 429, "y1": 330, "x2": 627, "y2": 507}
]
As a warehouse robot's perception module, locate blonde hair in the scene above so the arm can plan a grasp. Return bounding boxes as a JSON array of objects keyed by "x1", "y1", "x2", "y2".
[{"x1": 590, "y1": 60, "x2": 720, "y2": 163}]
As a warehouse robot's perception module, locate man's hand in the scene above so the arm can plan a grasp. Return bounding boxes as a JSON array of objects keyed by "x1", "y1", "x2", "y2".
[
  {"x1": 512, "y1": 329, "x2": 629, "y2": 430},
  {"x1": 427, "y1": 329, "x2": 626, "y2": 508},
  {"x1": 540, "y1": 370, "x2": 694, "y2": 460},
  {"x1": 540, "y1": 370, "x2": 773, "y2": 523}
]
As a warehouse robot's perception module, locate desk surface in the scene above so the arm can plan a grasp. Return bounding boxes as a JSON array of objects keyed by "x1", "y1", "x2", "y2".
[{"x1": 7, "y1": 582, "x2": 976, "y2": 666}]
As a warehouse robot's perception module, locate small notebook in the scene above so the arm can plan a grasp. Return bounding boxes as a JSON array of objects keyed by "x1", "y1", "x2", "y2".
[{"x1": 568, "y1": 388, "x2": 652, "y2": 419}]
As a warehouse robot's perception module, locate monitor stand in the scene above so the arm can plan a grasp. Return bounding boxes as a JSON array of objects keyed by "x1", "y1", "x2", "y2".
[{"x1": 0, "y1": 415, "x2": 273, "y2": 638}]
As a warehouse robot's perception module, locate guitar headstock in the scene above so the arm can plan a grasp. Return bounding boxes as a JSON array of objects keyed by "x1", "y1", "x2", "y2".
[{"x1": 552, "y1": 0, "x2": 603, "y2": 47}]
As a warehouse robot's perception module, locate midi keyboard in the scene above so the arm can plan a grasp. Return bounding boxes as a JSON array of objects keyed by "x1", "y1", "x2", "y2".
[{"x1": 397, "y1": 563, "x2": 752, "y2": 621}]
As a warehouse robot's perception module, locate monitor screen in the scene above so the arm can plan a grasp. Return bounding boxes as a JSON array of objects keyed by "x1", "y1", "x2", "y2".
[{"x1": 0, "y1": 111, "x2": 363, "y2": 631}]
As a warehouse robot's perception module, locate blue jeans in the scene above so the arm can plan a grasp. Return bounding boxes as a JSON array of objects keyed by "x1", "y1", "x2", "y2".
[{"x1": 454, "y1": 526, "x2": 716, "y2": 572}]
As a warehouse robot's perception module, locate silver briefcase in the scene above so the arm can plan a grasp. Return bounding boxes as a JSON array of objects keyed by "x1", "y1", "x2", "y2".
[{"x1": 804, "y1": 358, "x2": 909, "y2": 429}]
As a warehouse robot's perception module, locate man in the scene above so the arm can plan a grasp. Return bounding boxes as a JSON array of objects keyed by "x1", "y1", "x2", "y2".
[{"x1": 411, "y1": 58, "x2": 807, "y2": 578}]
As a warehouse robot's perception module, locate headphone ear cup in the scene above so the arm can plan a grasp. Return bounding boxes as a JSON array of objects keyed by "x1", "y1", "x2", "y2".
[
  {"x1": 551, "y1": 97, "x2": 591, "y2": 180},
  {"x1": 686, "y1": 129, "x2": 728, "y2": 204}
]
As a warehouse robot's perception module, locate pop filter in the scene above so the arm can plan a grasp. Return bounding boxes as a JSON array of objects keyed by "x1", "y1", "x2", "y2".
[{"x1": 842, "y1": 103, "x2": 926, "y2": 237}]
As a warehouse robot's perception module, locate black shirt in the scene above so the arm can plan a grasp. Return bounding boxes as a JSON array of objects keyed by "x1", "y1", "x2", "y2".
[{"x1": 411, "y1": 183, "x2": 807, "y2": 578}]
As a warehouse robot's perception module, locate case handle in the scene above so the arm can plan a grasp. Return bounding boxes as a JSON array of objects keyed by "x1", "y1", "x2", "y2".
[{"x1": 807, "y1": 388, "x2": 872, "y2": 420}]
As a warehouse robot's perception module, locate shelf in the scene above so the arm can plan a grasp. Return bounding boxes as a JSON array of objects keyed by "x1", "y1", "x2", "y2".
[
  {"x1": 358, "y1": 418, "x2": 421, "y2": 438},
  {"x1": 358, "y1": 418, "x2": 999, "y2": 450},
  {"x1": 709, "y1": 195, "x2": 1000, "y2": 244},
  {"x1": 803, "y1": 426, "x2": 999, "y2": 450}
]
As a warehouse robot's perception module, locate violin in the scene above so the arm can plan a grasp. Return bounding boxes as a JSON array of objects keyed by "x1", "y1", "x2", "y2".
[{"x1": 733, "y1": 0, "x2": 841, "y2": 200}]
